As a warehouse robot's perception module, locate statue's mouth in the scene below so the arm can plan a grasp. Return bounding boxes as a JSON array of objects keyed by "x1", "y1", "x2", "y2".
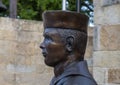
[{"x1": 42, "y1": 52, "x2": 47, "y2": 58}]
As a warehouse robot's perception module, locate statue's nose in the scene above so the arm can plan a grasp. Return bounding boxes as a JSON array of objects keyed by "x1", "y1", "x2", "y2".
[{"x1": 40, "y1": 42, "x2": 45, "y2": 49}]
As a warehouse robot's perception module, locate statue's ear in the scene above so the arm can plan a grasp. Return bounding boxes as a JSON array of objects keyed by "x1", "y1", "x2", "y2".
[{"x1": 66, "y1": 36, "x2": 74, "y2": 52}]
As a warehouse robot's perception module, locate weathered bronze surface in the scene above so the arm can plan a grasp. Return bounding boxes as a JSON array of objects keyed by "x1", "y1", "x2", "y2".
[{"x1": 40, "y1": 10, "x2": 97, "y2": 85}]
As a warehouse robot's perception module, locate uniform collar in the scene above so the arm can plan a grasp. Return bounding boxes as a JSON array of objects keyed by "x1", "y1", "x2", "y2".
[{"x1": 50, "y1": 60, "x2": 93, "y2": 85}]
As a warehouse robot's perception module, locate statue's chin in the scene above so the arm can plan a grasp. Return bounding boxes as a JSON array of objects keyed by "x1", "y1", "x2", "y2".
[{"x1": 44, "y1": 60, "x2": 56, "y2": 67}]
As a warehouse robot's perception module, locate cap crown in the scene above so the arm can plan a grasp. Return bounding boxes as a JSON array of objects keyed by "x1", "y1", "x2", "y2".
[{"x1": 42, "y1": 10, "x2": 89, "y2": 33}]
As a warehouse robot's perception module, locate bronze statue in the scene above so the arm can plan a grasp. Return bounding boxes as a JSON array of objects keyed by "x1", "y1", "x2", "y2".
[{"x1": 40, "y1": 10, "x2": 97, "y2": 85}]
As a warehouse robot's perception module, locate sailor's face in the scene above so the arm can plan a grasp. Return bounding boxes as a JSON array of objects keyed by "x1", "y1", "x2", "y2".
[{"x1": 40, "y1": 28, "x2": 67, "y2": 67}]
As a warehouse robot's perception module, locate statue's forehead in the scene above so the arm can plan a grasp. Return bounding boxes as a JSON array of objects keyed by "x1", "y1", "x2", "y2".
[{"x1": 44, "y1": 28, "x2": 60, "y2": 36}]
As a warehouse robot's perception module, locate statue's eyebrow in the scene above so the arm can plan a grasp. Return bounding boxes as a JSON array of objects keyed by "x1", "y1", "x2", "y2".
[
  {"x1": 43, "y1": 31, "x2": 49, "y2": 36},
  {"x1": 43, "y1": 32, "x2": 53, "y2": 37}
]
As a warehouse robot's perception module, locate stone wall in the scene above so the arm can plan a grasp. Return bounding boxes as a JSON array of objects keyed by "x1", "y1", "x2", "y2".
[
  {"x1": 93, "y1": 0, "x2": 120, "y2": 85},
  {"x1": 0, "y1": 17, "x2": 53, "y2": 85},
  {"x1": 0, "y1": 17, "x2": 94, "y2": 85}
]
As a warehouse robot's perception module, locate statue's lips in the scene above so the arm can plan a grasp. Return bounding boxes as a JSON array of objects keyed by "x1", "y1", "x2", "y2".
[{"x1": 42, "y1": 52, "x2": 47, "y2": 58}]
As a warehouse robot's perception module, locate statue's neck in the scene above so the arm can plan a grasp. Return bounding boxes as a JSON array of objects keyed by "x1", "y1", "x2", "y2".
[
  {"x1": 54, "y1": 54, "x2": 77, "y2": 77},
  {"x1": 54, "y1": 61, "x2": 66, "y2": 77}
]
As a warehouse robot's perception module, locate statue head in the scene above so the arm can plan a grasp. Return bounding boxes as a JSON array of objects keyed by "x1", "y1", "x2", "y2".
[{"x1": 40, "y1": 10, "x2": 89, "y2": 67}]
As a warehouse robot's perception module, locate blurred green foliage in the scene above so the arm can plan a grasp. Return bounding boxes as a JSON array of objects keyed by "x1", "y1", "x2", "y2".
[{"x1": 1, "y1": 0, "x2": 93, "y2": 22}]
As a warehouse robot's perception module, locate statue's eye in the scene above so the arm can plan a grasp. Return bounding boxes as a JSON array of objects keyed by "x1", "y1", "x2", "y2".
[{"x1": 45, "y1": 35, "x2": 53, "y2": 41}]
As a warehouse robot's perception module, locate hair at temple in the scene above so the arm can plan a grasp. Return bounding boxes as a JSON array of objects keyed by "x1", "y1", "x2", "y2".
[{"x1": 56, "y1": 28, "x2": 88, "y2": 61}]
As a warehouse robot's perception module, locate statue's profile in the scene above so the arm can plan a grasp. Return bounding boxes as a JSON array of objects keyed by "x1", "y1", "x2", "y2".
[{"x1": 40, "y1": 10, "x2": 97, "y2": 85}]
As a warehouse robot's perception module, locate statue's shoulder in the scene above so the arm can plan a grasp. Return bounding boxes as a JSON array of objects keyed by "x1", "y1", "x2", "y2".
[{"x1": 59, "y1": 75, "x2": 97, "y2": 85}]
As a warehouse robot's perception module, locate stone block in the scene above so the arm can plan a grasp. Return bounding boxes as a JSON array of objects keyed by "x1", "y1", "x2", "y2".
[
  {"x1": 15, "y1": 72, "x2": 53, "y2": 85},
  {"x1": 15, "y1": 55, "x2": 33, "y2": 66},
  {"x1": 85, "y1": 27, "x2": 94, "y2": 59},
  {"x1": 36, "y1": 64, "x2": 50, "y2": 74},
  {"x1": 86, "y1": 58, "x2": 93, "y2": 67},
  {"x1": 0, "y1": 40, "x2": 16, "y2": 57},
  {"x1": 93, "y1": 26, "x2": 100, "y2": 51},
  {"x1": 17, "y1": 31, "x2": 42, "y2": 43},
  {"x1": 93, "y1": 0, "x2": 102, "y2": 8},
  {"x1": 102, "y1": 0, "x2": 120, "y2": 6},
  {"x1": 98, "y1": 84, "x2": 120, "y2": 85},
  {"x1": 0, "y1": 30, "x2": 17, "y2": 41},
  {"x1": 0, "y1": 17, "x2": 43, "y2": 32},
  {"x1": 94, "y1": 0, "x2": 120, "y2": 25},
  {"x1": 15, "y1": 41, "x2": 42, "y2": 57},
  {"x1": 31, "y1": 54, "x2": 44, "y2": 65},
  {"x1": 0, "y1": 69, "x2": 15, "y2": 85},
  {"x1": 94, "y1": 25, "x2": 120, "y2": 51},
  {"x1": 106, "y1": 84, "x2": 120, "y2": 85},
  {"x1": 7, "y1": 64, "x2": 34, "y2": 73},
  {"x1": 0, "y1": 17, "x2": 16, "y2": 31},
  {"x1": 99, "y1": 25, "x2": 120, "y2": 50},
  {"x1": 88, "y1": 27, "x2": 93, "y2": 37},
  {"x1": 88, "y1": 66, "x2": 93, "y2": 74},
  {"x1": 108, "y1": 69, "x2": 120, "y2": 84},
  {"x1": 85, "y1": 36, "x2": 93, "y2": 59},
  {"x1": 93, "y1": 67, "x2": 108, "y2": 84},
  {"x1": 0, "y1": 55, "x2": 15, "y2": 66},
  {"x1": 35, "y1": 72, "x2": 53, "y2": 85},
  {"x1": 15, "y1": 42, "x2": 37, "y2": 56},
  {"x1": 19, "y1": 20, "x2": 43, "y2": 32},
  {"x1": 93, "y1": 51, "x2": 120, "y2": 68},
  {"x1": 94, "y1": 0, "x2": 120, "y2": 7}
]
